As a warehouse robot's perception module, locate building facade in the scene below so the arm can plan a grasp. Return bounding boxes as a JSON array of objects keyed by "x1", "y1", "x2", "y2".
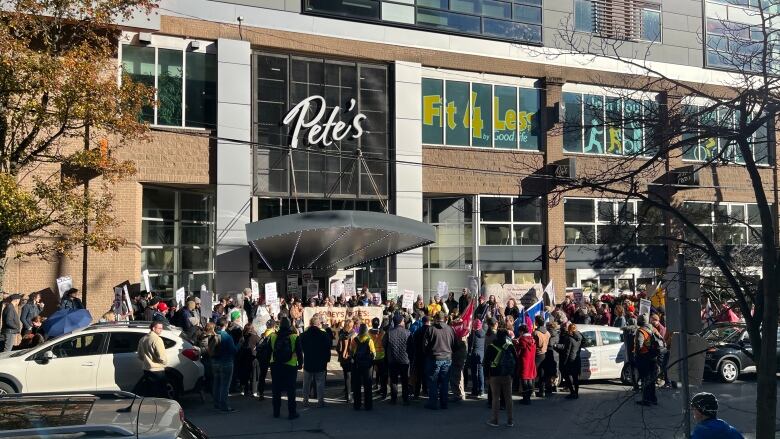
[{"x1": 5, "y1": 0, "x2": 778, "y2": 314}]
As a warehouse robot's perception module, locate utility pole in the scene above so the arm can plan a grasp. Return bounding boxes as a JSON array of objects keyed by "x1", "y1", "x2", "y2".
[{"x1": 678, "y1": 250, "x2": 691, "y2": 438}]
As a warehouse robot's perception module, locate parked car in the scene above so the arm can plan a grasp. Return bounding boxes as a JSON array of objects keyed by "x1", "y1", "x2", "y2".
[
  {"x1": 0, "y1": 321, "x2": 204, "y2": 399},
  {"x1": 701, "y1": 322, "x2": 779, "y2": 383},
  {"x1": 0, "y1": 391, "x2": 207, "y2": 438},
  {"x1": 574, "y1": 324, "x2": 629, "y2": 382}
]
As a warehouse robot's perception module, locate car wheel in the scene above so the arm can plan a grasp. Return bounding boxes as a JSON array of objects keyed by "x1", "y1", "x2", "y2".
[
  {"x1": 0, "y1": 381, "x2": 16, "y2": 395},
  {"x1": 620, "y1": 364, "x2": 633, "y2": 385},
  {"x1": 719, "y1": 359, "x2": 739, "y2": 383}
]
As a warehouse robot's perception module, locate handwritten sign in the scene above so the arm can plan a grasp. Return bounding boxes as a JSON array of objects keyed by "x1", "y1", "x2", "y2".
[
  {"x1": 56, "y1": 276, "x2": 73, "y2": 298},
  {"x1": 387, "y1": 282, "x2": 399, "y2": 301},
  {"x1": 437, "y1": 281, "x2": 448, "y2": 299},
  {"x1": 265, "y1": 282, "x2": 278, "y2": 304},
  {"x1": 307, "y1": 281, "x2": 319, "y2": 299},
  {"x1": 303, "y1": 306, "x2": 382, "y2": 329},
  {"x1": 402, "y1": 290, "x2": 415, "y2": 310},
  {"x1": 113, "y1": 287, "x2": 124, "y2": 317},
  {"x1": 250, "y1": 279, "x2": 260, "y2": 301},
  {"x1": 142, "y1": 270, "x2": 151, "y2": 293},
  {"x1": 639, "y1": 298, "x2": 652, "y2": 317},
  {"x1": 175, "y1": 287, "x2": 186, "y2": 307}
]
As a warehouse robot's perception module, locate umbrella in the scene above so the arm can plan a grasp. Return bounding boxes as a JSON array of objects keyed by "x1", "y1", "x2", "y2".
[{"x1": 43, "y1": 308, "x2": 93, "y2": 338}]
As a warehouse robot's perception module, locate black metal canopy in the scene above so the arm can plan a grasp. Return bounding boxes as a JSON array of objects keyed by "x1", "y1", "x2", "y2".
[{"x1": 245, "y1": 210, "x2": 436, "y2": 271}]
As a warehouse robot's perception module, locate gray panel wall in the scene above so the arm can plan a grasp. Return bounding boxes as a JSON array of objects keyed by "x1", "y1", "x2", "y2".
[{"x1": 215, "y1": 38, "x2": 253, "y2": 294}]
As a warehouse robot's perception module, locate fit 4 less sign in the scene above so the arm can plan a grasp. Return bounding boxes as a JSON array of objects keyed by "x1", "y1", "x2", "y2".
[{"x1": 421, "y1": 78, "x2": 540, "y2": 150}]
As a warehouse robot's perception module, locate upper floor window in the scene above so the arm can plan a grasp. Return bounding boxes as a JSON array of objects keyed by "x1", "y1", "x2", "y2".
[
  {"x1": 681, "y1": 104, "x2": 770, "y2": 165},
  {"x1": 304, "y1": 0, "x2": 543, "y2": 45},
  {"x1": 563, "y1": 91, "x2": 657, "y2": 156},
  {"x1": 564, "y1": 198, "x2": 663, "y2": 245},
  {"x1": 705, "y1": 18, "x2": 768, "y2": 71},
  {"x1": 575, "y1": 0, "x2": 661, "y2": 42},
  {"x1": 680, "y1": 202, "x2": 763, "y2": 245},
  {"x1": 121, "y1": 45, "x2": 217, "y2": 129},
  {"x1": 478, "y1": 195, "x2": 542, "y2": 245},
  {"x1": 422, "y1": 78, "x2": 540, "y2": 150}
]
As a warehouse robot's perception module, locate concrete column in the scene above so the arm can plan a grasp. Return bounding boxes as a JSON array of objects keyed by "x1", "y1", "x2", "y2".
[
  {"x1": 394, "y1": 61, "x2": 424, "y2": 296},
  {"x1": 542, "y1": 77, "x2": 567, "y2": 301},
  {"x1": 215, "y1": 38, "x2": 252, "y2": 294}
]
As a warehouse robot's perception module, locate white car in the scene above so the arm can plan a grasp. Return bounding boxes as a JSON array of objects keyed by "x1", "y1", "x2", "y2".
[
  {"x1": 575, "y1": 324, "x2": 630, "y2": 382},
  {"x1": 0, "y1": 322, "x2": 204, "y2": 399}
]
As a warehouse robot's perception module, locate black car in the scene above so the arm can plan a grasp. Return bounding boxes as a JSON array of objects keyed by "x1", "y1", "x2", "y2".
[{"x1": 701, "y1": 322, "x2": 780, "y2": 383}]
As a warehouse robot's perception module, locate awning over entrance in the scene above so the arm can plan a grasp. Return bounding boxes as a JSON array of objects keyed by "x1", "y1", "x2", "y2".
[{"x1": 245, "y1": 210, "x2": 436, "y2": 271}]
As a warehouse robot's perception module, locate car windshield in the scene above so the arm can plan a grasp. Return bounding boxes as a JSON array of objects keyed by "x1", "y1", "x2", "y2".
[
  {"x1": 0, "y1": 398, "x2": 94, "y2": 430},
  {"x1": 700, "y1": 325, "x2": 743, "y2": 343},
  {"x1": 8, "y1": 348, "x2": 33, "y2": 358}
]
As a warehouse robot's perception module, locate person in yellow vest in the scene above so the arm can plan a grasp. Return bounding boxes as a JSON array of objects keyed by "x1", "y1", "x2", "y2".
[
  {"x1": 269, "y1": 317, "x2": 303, "y2": 420},
  {"x1": 351, "y1": 323, "x2": 376, "y2": 410},
  {"x1": 369, "y1": 317, "x2": 388, "y2": 399},
  {"x1": 255, "y1": 318, "x2": 276, "y2": 401},
  {"x1": 427, "y1": 297, "x2": 442, "y2": 317}
]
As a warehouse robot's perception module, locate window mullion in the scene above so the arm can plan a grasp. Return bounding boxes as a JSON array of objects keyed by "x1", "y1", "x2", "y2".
[
  {"x1": 154, "y1": 47, "x2": 159, "y2": 125},
  {"x1": 181, "y1": 50, "x2": 186, "y2": 128}
]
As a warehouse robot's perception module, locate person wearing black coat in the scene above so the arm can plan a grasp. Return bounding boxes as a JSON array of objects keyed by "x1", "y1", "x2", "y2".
[
  {"x1": 237, "y1": 324, "x2": 261, "y2": 397},
  {"x1": 383, "y1": 313, "x2": 411, "y2": 404},
  {"x1": 1, "y1": 295, "x2": 21, "y2": 352},
  {"x1": 543, "y1": 321, "x2": 561, "y2": 394},
  {"x1": 20, "y1": 293, "x2": 43, "y2": 335},
  {"x1": 300, "y1": 316, "x2": 331, "y2": 407},
  {"x1": 559, "y1": 323, "x2": 583, "y2": 399},
  {"x1": 458, "y1": 289, "x2": 470, "y2": 315},
  {"x1": 467, "y1": 319, "x2": 486, "y2": 397}
]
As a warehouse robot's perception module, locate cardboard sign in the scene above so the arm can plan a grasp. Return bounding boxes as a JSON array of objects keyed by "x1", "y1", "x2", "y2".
[
  {"x1": 142, "y1": 270, "x2": 151, "y2": 293},
  {"x1": 572, "y1": 288, "x2": 584, "y2": 305},
  {"x1": 402, "y1": 290, "x2": 415, "y2": 310},
  {"x1": 265, "y1": 282, "x2": 279, "y2": 304},
  {"x1": 56, "y1": 276, "x2": 73, "y2": 298},
  {"x1": 331, "y1": 281, "x2": 344, "y2": 298},
  {"x1": 250, "y1": 279, "x2": 260, "y2": 301},
  {"x1": 344, "y1": 278, "x2": 356, "y2": 297},
  {"x1": 123, "y1": 285, "x2": 133, "y2": 319},
  {"x1": 303, "y1": 306, "x2": 383, "y2": 329},
  {"x1": 387, "y1": 282, "x2": 399, "y2": 301},
  {"x1": 175, "y1": 287, "x2": 186, "y2": 307},
  {"x1": 639, "y1": 298, "x2": 652, "y2": 317},
  {"x1": 113, "y1": 287, "x2": 124, "y2": 317},
  {"x1": 437, "y1": 281, "x2": 448, "y2": 299},
  {"x1": 307, "y1": 281, "x2": 319, "y2": 299}
]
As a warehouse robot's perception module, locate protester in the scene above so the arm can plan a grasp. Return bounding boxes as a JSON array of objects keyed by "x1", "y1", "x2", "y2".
[
  {"x1": 458, "y1": 289, "x2": 470, "y2": 315},
  {"x1": 198, "y1": 322, "x2": 217, "y2": 391},
  {"x1": 411, "y1": 316, "x2": 430, "y2": 399},
  {"x1": 18, "y1": 316, "x2": 45, "y2": 348},
  {"x1": 504, "y1": 298, "x2": 521, "y2": 320},
  {"x1": 543, "y1": 321, "x2": 560, "y2": 394},
  {"x1": 210, "y1": 317, "x2": 238, "y2": 413},
  {"x1": 531, "y1": 315, "x2": 550, "y2": 398},
  {"x1": 237, "y1": 323, "x2": 261, "y2": 398},
  {"x1": 369, "y1": 317, "x2": 388, "y2": 399},
  {"x1": 559, "y1": 323, "x2": 583, "y2": 399},
  {"x1": 136, "y1": 321, "x2": 169, "y2": 398},
  {"x1": 269, "y1": 317, "x2": 302, "y2": 419},
  {"x1": 60, "y1": 288, "x2": 84, "y2": 311},
  {"x1": 467, "y1": 319, "x2": 485, "y2": 398},
  {"x1": 426, "y1": 297, "x2": 441, "y2": 317},
  {"x1": 690, "y1": 392, "x2": 744, "y2": 438},
  {"x1": 20, "y1": 292, "x2": 43, "y2": 335},
  {"x1": 449, "y1": 320, "x2": 468, "y2": 402},
  {"x1": 515, "y1": 324, "x2": 537, "y2": 404},
  {"x1": 484, "y1": 327, "x2": 516, "y2": 427},
  {"x1": 445, "y1": 293, "x2": 458, "y2": 316},
  {"x1": 612, "y1": 304, "x2": 626, "y2": 328},
  {"x1": 384, "y1": 313, "x2": 411, "y2": 405},
  {"x1": 338, "y1": 320, "x2": 356, "y2": 403},
  {"x1": 635, "y1": 314, "x2": 661, "y2": 406},
  {"x1": 423, "y1": 311, "x2": 455, "y2": 410},
  {"x1": 351, "y1": 323, "x2": 376, "y2": 410},
  {"x1": 301, "y1": 315, "x2": 331, "y2": 408},
  {"x1": 256, "y1": 318, "x2": 275, "y2": 400},
  {"x1": 1, "y1": 294, "x2": 21, "y2": 352}
]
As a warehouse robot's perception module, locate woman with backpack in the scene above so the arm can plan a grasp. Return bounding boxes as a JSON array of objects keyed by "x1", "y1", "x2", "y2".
[
  {"x1": 484, "y1": 326, "x2": 517, "y2": 427},
  {"x1": 338, "y1": 320, "x2": 356, "y2": 403},
  {"x1": 237, "y1": 323, "x2": 261, "y2": 398},
  {"x1": 350, "y1": 323, "x2": 376, "y2": 411}
]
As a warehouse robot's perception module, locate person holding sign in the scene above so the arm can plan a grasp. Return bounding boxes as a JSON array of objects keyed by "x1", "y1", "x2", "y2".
[{"x1": 59, "y1": 288, "x2": 83, "y2": 311}]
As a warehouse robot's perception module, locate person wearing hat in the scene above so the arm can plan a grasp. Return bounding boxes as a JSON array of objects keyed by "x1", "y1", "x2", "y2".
[
  {"x1": 384, "y1": 312, "x2": 411, "y2": 404},
  {"x1": 1, "y1": 294, "x2": 22, "y2": 352},
  {"x1": 369, "y1": 317, "x2": 388, "y2": 399},
  {"x1": 269, "y1": 317, "x2": 303, "y2": 419},
  {"x1": 690, "y1": 392, "x2": 744, "y2": 438},
  {"x1": 422, "y1": 311, "x2": 456, "y2": 410},
  {"x1": 59, "y1": 288, "x2": 83, "y2": 311}
]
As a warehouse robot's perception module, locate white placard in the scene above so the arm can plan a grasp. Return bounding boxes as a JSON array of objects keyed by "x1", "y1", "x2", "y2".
[
  {"x1": 287, "y1": 274, "x2": 299, "y2": 295},
  {"x1": 200, "y1": 290, "x2": 213, "y2": 319},
  {"x1": 467, "y1": 275, "x2": 480, "y2": 297},
  {"x1": 572, "y1": 288, "x2": 584, "y2": 305},
  {"x1": 270, "y1": 302, "x2": 280, "y2": 317},
  {"x1": 344, "y1": 278, "x2": 356, "y2": 297},
  {"x1": 402, "y1": 290, "x2": 415, "y2": 310},
  {"x1": 142, "y1": 269, "x2": 151, "y2": 293},
  {"x1": 307, "y1": 281, "x2": 319, "y2": 299},
  {"x1": 250, "y1": 279, "x2": 260, "y2": 301},
  {"x1": 639, "y1": 298, "x2": 652, "y2": 317},
  {"x1": 123, "y1": 285, "x2": 133, "y2": 319},
  {"x1": 175, "y1": 287, "x2": 186, "y2": 307},
  {"x1": 437, "y1": 281, "x2": 448, "y2": 299},
  {"x1": 113, "y1": 287, "x2": 124, "y2": 317},
  {"x1": 331, "y1": 281, "x2": 345, "y2": 298},
  {"x1": 386, "y1": 282, "x2": 399, "y2": 301},
  {"x1": 372, "y1": 292, "x2": 382, "y2": 305},
  {"x1": 302, "y1": 270, "x2": 313, "y2": 283},
  {"x1": 56, "y1": 276, "x2": 73, "y2": 298},
  {"x1": 265, "y1": 282, "x2": 279, "y2": 303}
]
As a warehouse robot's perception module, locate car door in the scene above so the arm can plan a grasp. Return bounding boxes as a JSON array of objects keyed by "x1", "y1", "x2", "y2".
[
  {"x1": 579, "y1": 330, "x2": 599, "y2": 380},
  {"x1": 97, "y1": 332, "x2": 145, "y2": 391},
  {"x1": 25, "y1": 333, "x2": 107, "y2": 392},
  {"x1": 598, "y1": 329, "x2": 624, "y2": 380}
]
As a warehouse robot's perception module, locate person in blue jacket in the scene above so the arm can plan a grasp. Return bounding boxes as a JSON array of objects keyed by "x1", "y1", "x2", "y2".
[{"x1": 691, "y1": 392, "x2": 744, "y2": 439}]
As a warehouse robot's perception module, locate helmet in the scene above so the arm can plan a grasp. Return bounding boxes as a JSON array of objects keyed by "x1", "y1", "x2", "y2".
[{"x1": 691, "y1": 392, "x2": 718, "y2": 417}]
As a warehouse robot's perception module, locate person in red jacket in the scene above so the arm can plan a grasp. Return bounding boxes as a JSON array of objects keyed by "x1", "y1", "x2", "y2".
[{"x1": 515, "y1": 324, "x2": 537, "y2": 405}]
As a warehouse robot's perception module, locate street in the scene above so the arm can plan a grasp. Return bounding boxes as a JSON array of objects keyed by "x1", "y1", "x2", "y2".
[{"x1": 181, "y1": 372, "x2": 771, "y2": 439}]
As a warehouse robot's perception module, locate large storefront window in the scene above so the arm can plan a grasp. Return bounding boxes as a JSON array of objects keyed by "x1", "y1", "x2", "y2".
[
  {"x1": 422, "y1": 78, "x2": 540, "y2": 150},
  {"x1": 253, "y1": 54, "x2": 389, "y2": 200},
  {"x1": 478, "y1": 195, "x2": 542, "y2": 245},
  {"x1": 121, "y1": 45, "x2": 217, "y2": 128},
  {"x1": 681, "y1": 104, "x2": 770, "y2": 165},
  {"x1": 680, "y1": 201, "x2": 763, "y2": 245},
  {"x1": 142, "y1": 186, "x2": 215, "y2": 295},
  {"x1": 564, "y1": 198, "x2": 663, "y2": 245},
  {"x1": 423, "y1": 197, "x2": 474, "y2": 297},
  {"x1": 563, "y1": 91, "x2": 656, "y2": 156},
  {"x1": 304, "y1": 0, "x2": 543, "y2": 44}
]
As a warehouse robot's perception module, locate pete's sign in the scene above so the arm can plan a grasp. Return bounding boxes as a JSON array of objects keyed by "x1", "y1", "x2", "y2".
[{"x1": 282, "y1": 95, "x2": 366, "y2": 148}]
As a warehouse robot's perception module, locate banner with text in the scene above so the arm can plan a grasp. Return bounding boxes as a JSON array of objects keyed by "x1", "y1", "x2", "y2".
[{"x1": 303, "y1": 306, "x2": 383, "y2": 328}]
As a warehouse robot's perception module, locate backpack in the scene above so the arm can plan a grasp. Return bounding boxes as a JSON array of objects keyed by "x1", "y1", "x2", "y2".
[
  {"x1": 273, "y1": 334, "x2": 294, "y2": 364},
  {"x1": 257, "y1": 333, "x2": 272, "y2": 363},
  {"x1": 353, "y1": 338, "x2": 374, "y2": 368},
  {"x1": 207, "y1": 333, "x2": 222, "y2": 357},
  {"x1": 638, "y1": 328, "x2": 666, "y2": 358},
  {"x1": 491, "y1": 343, "x2": 516, "y2": 377}
]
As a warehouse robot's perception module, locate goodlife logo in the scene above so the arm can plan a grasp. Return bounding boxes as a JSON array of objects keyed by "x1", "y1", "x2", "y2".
[{"x1": 282, "y1": 95, "x2": 367, "y2": 148}]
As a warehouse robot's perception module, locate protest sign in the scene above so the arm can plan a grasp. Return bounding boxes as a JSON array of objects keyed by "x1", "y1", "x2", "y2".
[
  {"x1": 344, "y1": 278, "x2": 356, "y2": 297},
  {"x1": 287, "y1": 274, "x2": 299, "y2": 296},
  {"x1": 113, "y1": 287, "x2": 124, "y2": 318},
  {"x1": 639, "y1": 298, "x2": 652, "y2": 317},
  {"x1": 402, "y1": 290, "x2": 415, "y2": 310},
  {"x1": 265, "y1": 282, "x2": 278, "y2": 304},
  {"x1": 467, "y1": 276, "x2": 480, "y2": 297},
  {"x1": 123, "y1": 285, "x2": 133, "y2": 319},
  {"x1": 572, "y1": 288, "x2": 584, "y2": 305},
  {"x1": 200, "y1": 289, "x2": 213, "y2": 321},
  {"x1": 142, "y1": 270, "x2": 151, "y2": 293},
  {"x1": 250, "y1": 279, "x2": 260, "y2": 301},
  {"x1": 175, "y1": 287, "x2": 186, "y2": 307},
  {"x1": 372, "y1": 292, "x2": 382, "y2": 305},
  {"x1": 436, "y1": 281, "x2": 448, "y2": 299},
  {"x1": 386, "y1": 282, "x2": 399, "y2": 301},
  {"x1": 331, "y1": 281, "x2": 344, "y2": 298},
  {"x1": 302, "y1": 270, "x2": 313, "y2": 283},
  {"x1": 56, "y1": 276, "x2": 73, "y2": 298},
  {"x1": 303, "y1": 306, "x2": 383, "y2": 329},
  {"x1": 307, "y1": 281, "x2": 319, "y2": 299}
]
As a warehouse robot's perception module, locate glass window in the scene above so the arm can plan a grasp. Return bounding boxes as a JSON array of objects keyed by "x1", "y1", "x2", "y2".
[
  {"x1": 50, "y1": 334, "x2": 106, "y2": 358},
  {"x1": 513, "y1": 197, "x2": 542, "y2": 222},
  {"x1": 382, "y1": 2, "x2": 414, "y2": 23},
  {"x1": 422, "y1": 78, "x2": 444, "y2": 144},
  {"x1": 157, "y1": 49, "x2": 183, "y2": 126},
  {"x1": 107, "y1": 332, "x2": 144, "y2": 354},
  {"x1": 518, "y1": 88, "x2": 540, "y2": 150},
  {"x1": 513, "y1": 4, "x2": 541, "y2": 22},
  {"x1": 417, "y1": 8, "x2": 482, "y2": 34},
  {"x1": 306, "y1": 0, "x2": 380, "y2": 18},
  {"x1": 563, "y1": 92, "x2": 583, "y2": 152},
  {"x1": 445, "y1": 81, "x2": 471, "y2": 146},
  {"x1": 185, "y1": 52, "x2": 217, "y2": 128},
  {"x1": 513, "y1": 224, "x2": 542, "y2": 244},
  {"x1": 121, "y1": 45, "x2": 155, "y2": 123},
  {"x1": 600, "y1": 330, "x2": 623, "y2": 346},
  {"x1": 480, "y1": 197, "x2": 511, "y2": 222},
  {"x1": 480, "y1": 224, "x2": 512, "y2": 244},
  {"x1": 641, "y1": 8, "x2": 661, "y2": 42},
  {"x1": 483, "y1": 0, "x2": 512, "y2": 19},
  {"x1": 581, "y1": 330, "x2": 597, "y2": 348},
  {"x1": 472, "y1": 83, "x2": 492, "y2": 147},
  {"x1": 564, "y1": 199, "x2": 595, "y2": 222},
  {"x1": 574, "y1": 0, "x2": 593, "y2": 32},
  {"x1": 565, "y1": 224, "x2": 595, "y2": 244},
  {"x1": 428, "y1": 197, "x2": 473, "y2": 223},
  {"x1": 494, "y1": 86, "x2": 518, "y2": 148}
]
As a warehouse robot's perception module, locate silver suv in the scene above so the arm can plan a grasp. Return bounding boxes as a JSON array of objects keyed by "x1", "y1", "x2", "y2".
[{"x1": 0, "y1": 391, "x2": 207, "y2": 438}]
